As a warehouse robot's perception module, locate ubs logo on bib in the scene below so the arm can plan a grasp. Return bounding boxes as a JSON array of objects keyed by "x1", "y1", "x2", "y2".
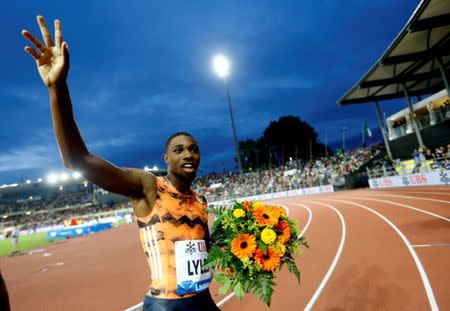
[{"x1": 185, "y1": 242, "x2": 197, "y2": 255}]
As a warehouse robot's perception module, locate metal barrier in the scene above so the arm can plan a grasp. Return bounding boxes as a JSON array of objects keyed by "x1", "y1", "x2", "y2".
[{"x1": 367, "y1": 155, "x2": 450, "y2": 179}]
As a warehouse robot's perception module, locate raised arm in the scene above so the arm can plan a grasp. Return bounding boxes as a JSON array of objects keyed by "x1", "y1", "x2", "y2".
[{"x1": 22, "y1": 16, "x2": 151, "y2": 199}]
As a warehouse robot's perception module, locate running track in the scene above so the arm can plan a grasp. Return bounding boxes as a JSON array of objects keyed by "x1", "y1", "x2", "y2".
[{"x1": 1, "y1": 186, "x2": 449, "y2": 310}]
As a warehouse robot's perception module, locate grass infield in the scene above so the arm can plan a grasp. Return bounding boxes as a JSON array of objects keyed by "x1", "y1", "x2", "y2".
[{"x1": 0, "y1": 232, "x2": 55, "y2": 257}]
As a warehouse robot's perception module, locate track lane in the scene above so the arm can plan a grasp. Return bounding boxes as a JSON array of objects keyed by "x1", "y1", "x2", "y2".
[{"x1": 303, "y1": 198, "x2": 433, "y2": 311}]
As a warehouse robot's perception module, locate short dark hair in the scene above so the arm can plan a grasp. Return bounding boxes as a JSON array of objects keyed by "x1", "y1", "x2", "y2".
[{"x1": 165, "y1": 132, "x2": 195, "y2": 153}]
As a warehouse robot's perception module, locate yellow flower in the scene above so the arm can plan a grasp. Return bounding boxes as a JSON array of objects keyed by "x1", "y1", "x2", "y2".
[
  {"x1": 253, "y1": 201, "x2": 266, "y2": 208},
  {"x1": 261, "y1": 228, "x2": 276, "y2": 244},
  {"x1": 275, "y1": 240, "x2": 286, "y2": 257},
  {"x1": 233, "y1": 209, "x2": 246, "y2": 218}
]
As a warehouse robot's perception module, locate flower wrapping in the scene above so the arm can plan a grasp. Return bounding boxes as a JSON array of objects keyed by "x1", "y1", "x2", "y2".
[{"x1": 206, "y1": 201, "x2": 308, "y2": 306}]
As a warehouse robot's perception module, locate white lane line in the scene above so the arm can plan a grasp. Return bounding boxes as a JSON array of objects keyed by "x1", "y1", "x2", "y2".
[
  {"x1": 348, "y1": 193, "x2": 450, "y2": 204},
  {"x1": 216, "y1": 292, "x2": 236, "y2": 308},
  {"x1": 389, "y1": 191, "x2": 450, "y2": 196},
  {"x1": 215, "y1": 203, "x2": 310, "y2": 308},
  {"x1": 302, "y1": 201, "x2": 346, "y2": 311},
  {"x1": 339, "y1": 196, "x2": 450, "y2": 222},
  {"x1": 327, "y1": 199, "x2": 439, "y2": 311},
  {"x1": 124, "y1": 302, "x2": 142, "y2": 311},
  {"x1": 412, "y1": 244, "x2": 450, "y2": 248},
  {"x1": 295, "y1": 203, "x2": 313, "y2": 238}
]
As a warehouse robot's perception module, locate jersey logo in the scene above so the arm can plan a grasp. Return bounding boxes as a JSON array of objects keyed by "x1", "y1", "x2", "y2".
[{"x1": 185, "y1": 241, "x2": 197, "y2": 255}]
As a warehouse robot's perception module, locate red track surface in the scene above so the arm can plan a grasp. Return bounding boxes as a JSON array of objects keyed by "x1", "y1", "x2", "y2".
[{"x1": 1, "y1": 186, "x2": 449, "y2": 310}]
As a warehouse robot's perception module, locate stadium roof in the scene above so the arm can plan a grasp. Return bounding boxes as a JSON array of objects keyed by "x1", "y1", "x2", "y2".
[{"x1": 338, "y1": 0, "x2": 450, "y2": 105}]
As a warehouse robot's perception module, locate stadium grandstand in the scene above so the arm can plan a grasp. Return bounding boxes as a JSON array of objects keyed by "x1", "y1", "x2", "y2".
[{"x1": 338, "y1": 0, "x2": 450, "y2": 163}]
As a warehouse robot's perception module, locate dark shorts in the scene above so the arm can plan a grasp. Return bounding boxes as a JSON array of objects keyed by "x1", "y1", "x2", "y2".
[{"x1": 143, "y1": 290, "x2": 220, "y2": 311}]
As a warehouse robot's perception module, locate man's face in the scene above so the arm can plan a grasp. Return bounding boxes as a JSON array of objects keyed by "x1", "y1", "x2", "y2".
[{"x1": 164, "y1": 135, "x2": 200, "y2": 180}]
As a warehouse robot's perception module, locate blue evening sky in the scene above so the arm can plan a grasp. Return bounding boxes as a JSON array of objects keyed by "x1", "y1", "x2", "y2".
[{"x1": 1, "y1": 0, "x2": 418, "y2": 184}]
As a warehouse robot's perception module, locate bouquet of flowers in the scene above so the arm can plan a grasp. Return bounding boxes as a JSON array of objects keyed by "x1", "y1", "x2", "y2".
[{"x1": 206, "y1": 201, "x2": 308, "y2": 306}]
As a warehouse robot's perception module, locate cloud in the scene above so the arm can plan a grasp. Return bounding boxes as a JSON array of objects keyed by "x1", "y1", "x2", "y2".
[
  {"x1": 251, "y1": 76, "x2": 317, "y2": 90},
  {"x1": 89, "y1": 135, "x2": 134, "y2": 150},
  {"x1": 0, "y1": 144, "x2": 60, "y2": 173}
]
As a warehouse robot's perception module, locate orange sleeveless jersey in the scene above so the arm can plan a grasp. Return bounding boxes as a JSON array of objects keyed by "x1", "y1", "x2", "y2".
[{"x1": 135, "y1": 176, "x2": 210, "y2": 299}]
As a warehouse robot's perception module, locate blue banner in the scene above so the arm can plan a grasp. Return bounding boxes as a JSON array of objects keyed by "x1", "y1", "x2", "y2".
[{"x1": 47, "y1": 222, "x2": 113, "y2": 239}]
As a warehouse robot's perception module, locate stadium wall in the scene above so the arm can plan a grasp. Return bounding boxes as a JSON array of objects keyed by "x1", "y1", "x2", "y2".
[{"x1": 368, "y1": 169, "x2": 450, "y2": 188}]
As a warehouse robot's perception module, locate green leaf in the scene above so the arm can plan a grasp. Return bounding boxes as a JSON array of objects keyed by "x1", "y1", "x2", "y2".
[
  {"x1": 286, "y1": 258, "x2": 301, "y2": 283},
  {"x1": 257, "y1": 240, "x2": 267, "y2": 255},
  {"x1": 218, "y1": 277, "x2": 232, "y2": 295},
  {"x1": 233, "y1": 282, "x2": 245, "y2": 301}
]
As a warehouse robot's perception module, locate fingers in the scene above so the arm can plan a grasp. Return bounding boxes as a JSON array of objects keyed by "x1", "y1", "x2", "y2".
[
  {"x1": 21, "y1": 30, "x2": 46, "y2": 53},
  {"x1": 54, "y1": 19, "x2": 62, "y2": 47},
  {"x1": 37, "y1": 15, "x2": 54, "y2": 47},
  {"x1": 24, "y1": 46, "x2": 40, "y2": 60}
]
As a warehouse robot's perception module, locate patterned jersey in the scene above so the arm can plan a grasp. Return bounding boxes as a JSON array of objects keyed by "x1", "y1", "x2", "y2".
[{"x1": 135, "y1": 176, "x2": 210, "y2": 299}]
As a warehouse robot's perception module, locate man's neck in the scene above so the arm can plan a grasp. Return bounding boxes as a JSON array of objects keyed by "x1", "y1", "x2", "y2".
[{"x1": 166, "y1": 173, "x2": 192, "y2": 195}]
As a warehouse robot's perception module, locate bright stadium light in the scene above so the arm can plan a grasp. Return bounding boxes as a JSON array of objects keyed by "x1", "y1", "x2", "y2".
[
  {"x1": 29, "y1": 196, "x2": 33, "y2": 200},
  {"x1": 60, "y1": 173, "x2": 69, "y2": 182},
  {"x1": 212, "y1": 53, "x2": 243, "y2": 175},
  {"x1": 59, "y1": 185, "x2": 64, "y2": 191},
  {"x1": 2, "y1": 215, "x2": 7, "y2": 219},
  {"x1": 47, "y1": 173, "x2": 58, "y2": 184},
  {"x1": 37, "y1": 178, "x2": 43, "y2": 182},
  {"x1": 72, "y1": 171, "x2": 82, "y2": 180},
  {"x1": 152, "y1": 166, "x2": 158, "y2": 171},
  {"x1": 144, "y1": 166, "x2": 149, "y2": 171},
  {"x1": 213, "y1": 55, "x2": 230, "y2": 78},
  {"x1": 26, "y1": 211, "x2": 32, "y2": 215},
  {"x1": 26, "y1": 179, "x2": 32, "y2": 184}
]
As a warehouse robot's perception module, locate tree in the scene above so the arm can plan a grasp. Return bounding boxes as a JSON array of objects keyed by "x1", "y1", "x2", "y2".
[{"x1": 239, "y1": 115, "x2": 330, "y2": 171}]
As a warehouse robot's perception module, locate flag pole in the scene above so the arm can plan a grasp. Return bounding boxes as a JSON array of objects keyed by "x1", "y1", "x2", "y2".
[{"x1": 362, "y1": 122, "x2": 365, "y2": 146}]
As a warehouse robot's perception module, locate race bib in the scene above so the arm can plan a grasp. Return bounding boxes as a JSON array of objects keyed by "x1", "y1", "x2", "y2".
[{"x1": 175, "y1": 240, "x2": 212, "y2": 296}]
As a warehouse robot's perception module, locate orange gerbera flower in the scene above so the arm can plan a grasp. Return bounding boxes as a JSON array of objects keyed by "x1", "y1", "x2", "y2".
[
  {"x1": 273, "y1": 205, "x2": 287, "y2": 218},
  {"x1": 242, "y1": 201, "x2": 252, "y2": 212},
  {"x1": 254, "y1": 247, "x2": 281, "y2": 271},
  {"x1": 275, "y1": 220, "x2": 291, "y2": 243},
  {"x1": 253, "y1": 205, "x2": 280, "y2": 226},
  {"x1": 231, "y1": 234, "x2": 257, "y2": 259}
]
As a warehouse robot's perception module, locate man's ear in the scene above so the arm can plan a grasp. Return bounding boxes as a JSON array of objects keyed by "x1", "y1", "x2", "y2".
[{"x1": 164, "y1": 154, "x2": 168, "y2": 164}]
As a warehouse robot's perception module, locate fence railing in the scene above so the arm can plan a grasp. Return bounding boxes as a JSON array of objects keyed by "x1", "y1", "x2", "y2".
[{"x1": 367, "y1": 155, "x2": 449, "y2": 179}]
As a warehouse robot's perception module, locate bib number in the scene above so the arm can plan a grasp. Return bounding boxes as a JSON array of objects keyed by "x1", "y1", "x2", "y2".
[{"x1": 175, "y1": 240, "x2": 211, "y2": 296}]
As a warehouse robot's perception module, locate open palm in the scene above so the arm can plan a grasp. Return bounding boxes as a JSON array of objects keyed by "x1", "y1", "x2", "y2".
[{"x1": 22, "y1": 16, "x2": 69, "y2": 87}]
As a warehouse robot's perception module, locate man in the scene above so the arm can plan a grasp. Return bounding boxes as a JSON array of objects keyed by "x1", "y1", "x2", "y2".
[{"x1": 22, "y1": 16, "x2": 219, "y2": 311}]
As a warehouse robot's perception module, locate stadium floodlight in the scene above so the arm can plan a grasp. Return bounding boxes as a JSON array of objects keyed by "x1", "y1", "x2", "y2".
[
  {"x1": 60, "y1": 173, "x2": 69, "y2": 182},
  {"x1": 152, "y1": 166, "x2": 158, "y2": 171},
  {"x1": 144, "y1": 166, "x2": 149, "y2": 171},
  {"x1": 72, "y1": 171, "x2": 82, "y2": 180},
  {"x1": 59, "y1": 185, "x2": 64, "y2": 191},
  {"x1": 37, "y1": 178, "x2": 43, "y2": 182},
  {"x1": 26, "y1": 179, "x2": 31, "y2": 184},
  {"x1": 26, "y1": 211, "x2": 32, "y2": 215},
  {"x1": 212, "y1": 54, "x2": 243, "y2": 175},
  {"x1": 47, "y1": 173, "x2": 58, "y2": 184},
  {"x1": 2, "y1": 215, "x2": 7, "y2": 219},
  {"x1": 29, "y1": 196, "x2": 33, "y2": 200},
  {"x1": 213, "y1": 55, "x2": 230, "y2": 78}
]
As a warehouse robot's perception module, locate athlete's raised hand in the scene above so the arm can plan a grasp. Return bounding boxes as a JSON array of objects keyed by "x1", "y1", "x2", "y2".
[{"x1": 22, "y1": 16, "x2": 69, "y2": 87}]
